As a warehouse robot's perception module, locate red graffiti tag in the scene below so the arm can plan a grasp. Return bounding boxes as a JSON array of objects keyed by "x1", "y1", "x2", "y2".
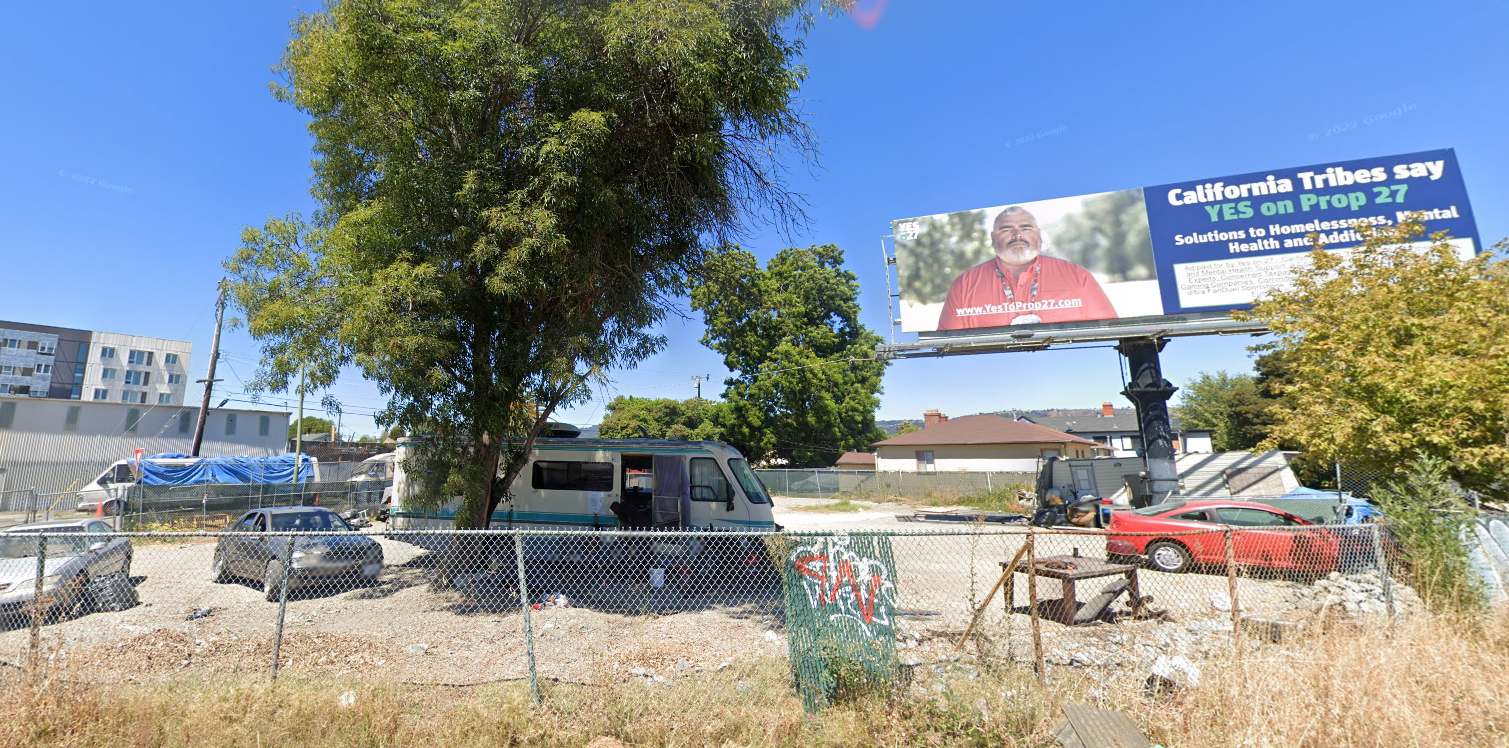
[{"x1": 794, "y1": 553, "x2": 883, "y2": 623}]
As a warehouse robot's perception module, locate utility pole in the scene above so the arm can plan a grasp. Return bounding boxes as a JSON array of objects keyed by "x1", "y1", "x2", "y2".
[
  {"x1": 294, "y1": 366, "x2": 305, "y2": 486},
  {"x1": 692, "y1": 374, "x2": 711, "y2": 401},
  {"x1": 191, "y1": 281, "x2": 227, "y2": 457}
]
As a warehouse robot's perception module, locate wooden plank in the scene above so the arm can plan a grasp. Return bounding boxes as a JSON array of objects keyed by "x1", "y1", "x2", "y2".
[{"x1": 1060, "y1": 702, "x2": 1152, "y2": 748}]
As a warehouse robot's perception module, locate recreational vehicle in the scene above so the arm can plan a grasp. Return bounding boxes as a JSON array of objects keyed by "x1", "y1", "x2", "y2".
[{"x1": 388, "y1": 437, "x2": 777, "y2": 534}]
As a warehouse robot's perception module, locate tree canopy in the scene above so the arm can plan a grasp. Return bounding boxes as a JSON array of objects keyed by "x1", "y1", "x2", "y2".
[
  {"x1": 597, "y1": 396, "x2": 726, "y2": 441},
  {"x1": 227, "y1": 0, "x2": 838, "y2": 528},
  {"x1": 692, "y1": 243, "x2": 887, "y2": 466},
  {"x1": 288, "y1": 415, "x2": 335, "y2": 440},
  {"x1": 1173, "y1": 370, "x2": 1271, "y2": 451},
  {"x1": 1241, "y1": 218, "x2": 1509, "y2": 495}
]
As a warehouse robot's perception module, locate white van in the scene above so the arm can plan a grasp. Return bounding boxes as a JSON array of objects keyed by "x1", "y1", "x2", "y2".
[{"x1": 388, "y1": 437, "x2": 777, "y2": 533}]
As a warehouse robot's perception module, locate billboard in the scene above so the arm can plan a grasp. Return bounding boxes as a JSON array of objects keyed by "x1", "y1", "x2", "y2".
[{"x1": 892, "y1": 148, "x2": 1479, "y2": 334}]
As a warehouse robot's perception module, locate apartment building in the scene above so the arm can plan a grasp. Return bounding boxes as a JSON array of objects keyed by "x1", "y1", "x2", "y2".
[{"x1": 0, "y1": 321, "x2": 192, "y2": 406}]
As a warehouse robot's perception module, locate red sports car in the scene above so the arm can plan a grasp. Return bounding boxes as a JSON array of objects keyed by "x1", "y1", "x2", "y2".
[{"x1": 1105, "y1": 500, "x2": 1341, "y2": 574}]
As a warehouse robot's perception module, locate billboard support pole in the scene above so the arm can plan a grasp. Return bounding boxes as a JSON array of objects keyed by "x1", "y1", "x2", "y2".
[{"x1": 1117, "y1": 338, "x2": 1178, "y2": 506}]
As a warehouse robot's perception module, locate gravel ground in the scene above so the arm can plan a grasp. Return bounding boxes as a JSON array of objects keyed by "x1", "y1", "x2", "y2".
[{"x1": 1, "y1": 504, "x2": 1332, "y2": 689}]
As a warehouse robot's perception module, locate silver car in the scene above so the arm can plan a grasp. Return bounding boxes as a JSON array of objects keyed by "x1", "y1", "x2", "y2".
[
  {"x1": 0, "y1": 520, "x2": 133, "y2": 625},
  {"x1": 212, "y1": 507, "x2": 384, "y2": 601}
]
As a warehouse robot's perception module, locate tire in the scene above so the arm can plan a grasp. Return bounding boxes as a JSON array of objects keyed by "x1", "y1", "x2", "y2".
[
  {"x1": 1146, "y1": 541, "x2": 1193, "y2": 574},
  {"x1": 211, "y1": 551, "x2": 232, "y2": 583},
  {"x1": 263, "y1": 561, "x2": 287, "y2": 602},
  {"x1": 359, "y1": 555, "x2": 383, "y2": 585}
]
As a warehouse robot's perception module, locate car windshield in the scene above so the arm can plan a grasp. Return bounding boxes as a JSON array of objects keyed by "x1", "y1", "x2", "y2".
[
  {"x1": 0, "y1": 529, "x2": 87, "y2": 558},
  {"x1": 727, "y1": 459, "x2": 771, "y2": 504},
  {"x1": 269, "y1": 512, "x2": 351, "y2": 532}
]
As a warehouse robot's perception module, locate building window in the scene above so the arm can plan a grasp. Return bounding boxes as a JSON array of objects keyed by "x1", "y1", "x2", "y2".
[
  {"x1": 259, "y1": 415, "x2": 270, "y2": 436},
  {"x1": 225, "y1": 413, "x2": 237, "y2": 435},
  {"x1": 93, "y1": 388, "x2": 109, "y2": 400},
  {"x1": 0, "y1": 366, "x2": 11, "y2": 375},
  {"x1": 100, "y1": 346, "x2": 116, "y2": 359},
  {"x1": 125, "y1": 408, "x2": 140, "y2": 433},
  {"x1": 77, "y1": 342, "x2": 89, "y2": 361},
  {"x1": 124, "y1": 370, "x2": 150, "y2": 386},
  {"x1": 158, "y1": 393, "x2": 171, "y2": 404},
  {"x1": 72, "y1": 363, "x2": 84, "y2": 382},
  {"x1": 69, "y1": 385, "x2": 81, "y2": 400},
  {"x1": 3, "y1": 339, "x2": 17, "y2": 349},
  {"x1": 179, "y1": 413, "x2": 191, "y2": 433},
  {"x1": 64, "y1": 405, "x2": 80, "y2": 432},
  {"x1": 167, "y1": 373, "x2": 182, "y2": 385},
  {"x1": 20, "y1": 368, "x2": 34, "y2": 377},
  {"x1": 127, "y1": 350, "x2": 153, "y2": 366},
  {"x1": 102, "y1": 368, "x2": 117, "y2": 380},
  {"x1": 38, "y1": 342, "x2": 55, "y2": 355},
  {"x1": 36, "y1": 363, "x2": 51, "y2": 375},
  {"x1": 164, "y1": 353, "x2": 179, "y2": 365},
  {"x1": 0, "y1": 401, "x2": 14, "y2": 428},
  {"x1": 1040, "y1": 449, "x2": 1061, "y2": 458},
  {"x1": 916, "y1": 450, "x2": 936, "y2": 473}
]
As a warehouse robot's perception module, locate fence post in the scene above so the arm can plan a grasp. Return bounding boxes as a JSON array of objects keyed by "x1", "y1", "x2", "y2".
[
  {"x1": 1026, "y1": 531, "x2": 1044, "y2": 681},
  {"x1": 814, "y1": 469, "x2": 823, "y2": 500},
  {"x1": 269, "y1": 538, "x2": 295, "y2": 680},
  {"x1": 986, "y1": 472, "x2": 992, "y2": 493},
  {"x1": 1224, "y1": 528, "x2": 1243, "y2": 652},
  {"x1": 1371, "y1": 523, "x2": 1395, "y2": 618},
  {"x1": 28, "y1": 534, "x2": 47, "y2": 667},
  {"x1": 514, "y1": 532, "x2": 541, "y2": 705}
]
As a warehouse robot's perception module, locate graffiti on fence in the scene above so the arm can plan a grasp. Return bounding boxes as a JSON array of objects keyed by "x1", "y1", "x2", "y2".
[{"x1": 789, "y1": 532, "x2": 899, "y2": 636}]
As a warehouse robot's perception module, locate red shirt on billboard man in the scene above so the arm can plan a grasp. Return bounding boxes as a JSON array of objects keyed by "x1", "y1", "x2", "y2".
[{"x1": 936, "y1": 206, "x2": 1116, "y2": 330}]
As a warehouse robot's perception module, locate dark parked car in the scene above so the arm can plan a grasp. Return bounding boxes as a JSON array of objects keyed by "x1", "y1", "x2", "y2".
[
  {"x1": 212, "y1": 507, "x2": 383, "y2": 601},
  {"x1": 0, "y1": 519, "x2": 133, "y2": 624}
]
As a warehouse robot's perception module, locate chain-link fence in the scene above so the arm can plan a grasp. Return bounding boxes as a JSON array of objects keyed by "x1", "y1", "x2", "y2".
[
  {"x1": 2, "y1": 519, "x2": 1414, "y2": 718},
  {"x1": 754, "y1": 469, "x2": 1036, "y2": 501}
]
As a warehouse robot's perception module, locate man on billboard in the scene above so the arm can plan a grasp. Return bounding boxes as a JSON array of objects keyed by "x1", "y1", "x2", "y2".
[{"x1": 936, "y1": 206, "x2": 1116, "y2": 330}]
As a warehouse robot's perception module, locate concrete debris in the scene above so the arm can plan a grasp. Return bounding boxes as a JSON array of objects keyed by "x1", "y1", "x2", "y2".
[
  {"x1": 186, "y1": 608, "x2": 214, "y2": 621},
  {"x1": 406, "y1": 644, "x2": 428, "y2": 655},
  {"x1": 763, "y1": 631, "x2": 779, "y2": 643},
  {"x1": 339, "y1": 690, "x2": 357, "y2": 708},
  {"x1": 1291, "y1": 571, "x2": 1420, "y2": 617},
  {"x1": 1146, "y1": 654, "x2": 1201, "y2": 692},
  {"x1": 1208, "y1": 591, "x2": 1244, "y2": 612}
]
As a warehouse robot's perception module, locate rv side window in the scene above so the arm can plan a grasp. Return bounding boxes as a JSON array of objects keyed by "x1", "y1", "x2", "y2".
[
  {"x1": 532, "y1": 461, "x2": 614, "y2": 492},
  {"x1": 689, "y1": 457, "x2": 731, "y2": 502}
]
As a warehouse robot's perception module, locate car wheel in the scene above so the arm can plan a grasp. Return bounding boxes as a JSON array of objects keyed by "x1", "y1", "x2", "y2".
[
  {"x1": 360, "y1": 556, "x2": 383, "y2": 584},
  {"x1": 263, "y1": 561, "x2": 287, "y2": 602},
  {"x1": 1146, "y1": 541, "x2": 1193, "y2": 574},
  {"x1": 211, "y1": 551, "x2": 232, "y2": 583}
]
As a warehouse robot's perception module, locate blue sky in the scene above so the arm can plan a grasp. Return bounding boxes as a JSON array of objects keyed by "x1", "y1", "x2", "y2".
[{"x1": 3, "y1": 1, "x2": 1505, "y2": 437}]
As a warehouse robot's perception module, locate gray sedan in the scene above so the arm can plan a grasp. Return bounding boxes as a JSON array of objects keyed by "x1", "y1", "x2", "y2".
[
  {"x1": 0, "y1": 520, "x2": 133, "y2": 625},
  {"x1": 212, "y1": 507, "x2": 384, "y2": 601}
]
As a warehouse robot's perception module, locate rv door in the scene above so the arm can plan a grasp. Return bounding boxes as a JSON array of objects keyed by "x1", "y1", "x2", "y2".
[{"x1": 651, "y1": 455, "x2": 686, "y2": 527}]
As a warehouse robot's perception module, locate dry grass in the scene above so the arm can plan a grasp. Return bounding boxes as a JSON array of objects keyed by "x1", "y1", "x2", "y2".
[{"x1": 4, "y1": 611, "x2": 1507, "y2": 747}]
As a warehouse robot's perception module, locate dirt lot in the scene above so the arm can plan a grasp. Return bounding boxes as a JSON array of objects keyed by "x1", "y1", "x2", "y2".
[{"x1": 3, "y1": 504, "x2": 1323, "y2": 689}]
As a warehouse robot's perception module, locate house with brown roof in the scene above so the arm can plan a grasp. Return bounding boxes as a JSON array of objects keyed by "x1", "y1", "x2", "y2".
[
  {"x1": 871, "y1": 411, "x2": 1109, "y2": 472},
  {"x1": 834, "y1": 451, "x2": 877, "y2": 470}
]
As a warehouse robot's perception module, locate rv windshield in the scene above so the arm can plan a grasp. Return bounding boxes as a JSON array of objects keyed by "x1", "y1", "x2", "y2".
[{"x1": 727, "y1": 459, "x2": 770, "y2": 504}]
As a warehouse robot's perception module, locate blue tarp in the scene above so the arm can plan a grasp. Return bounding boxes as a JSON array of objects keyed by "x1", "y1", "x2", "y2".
[{"x1": 137, "y1": 454, "x2": 315, "y2": 485}]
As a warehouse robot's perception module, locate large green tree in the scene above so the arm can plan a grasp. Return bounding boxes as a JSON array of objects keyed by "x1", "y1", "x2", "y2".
[
  {"x1": 227, "y1": 0, "x2": 841, "y2": 529},
  {"x1": 1241, "y1": 218, "x2": 1509, "y2": 495},
  {"x1": 692, "y1": 243, "x2": 887, "y2": 467},
  {"x1": 1173, "y1": 370, "x2": 1270, "y2": 451},
  {"x1": 597, "y1": 396, "x2": 726, "y2": 441}
]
